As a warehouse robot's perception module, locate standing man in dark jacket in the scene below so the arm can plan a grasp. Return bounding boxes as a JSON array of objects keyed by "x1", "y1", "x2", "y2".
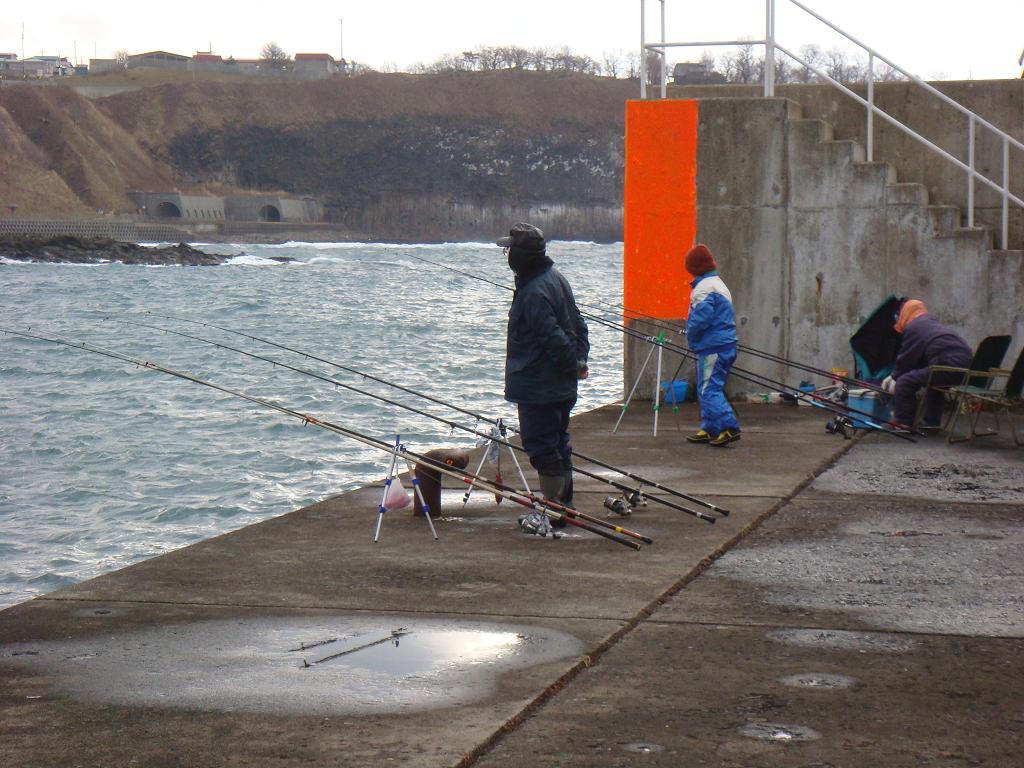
[
  {"x1": 498, "y1": 223, "x2": 589, "y2": 515},
  {"x1": 883, "y1": 299, "x2": 972, "y2": 427}
]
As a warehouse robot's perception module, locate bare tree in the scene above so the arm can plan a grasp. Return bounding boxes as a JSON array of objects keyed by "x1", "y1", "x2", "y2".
[
  {"x1": 260, "y1": 42, "x2": 290, "y2": 66},
  {"x1": 720, "y1": 43, "x2": 760, "y2": 84},
  {"x1": 792, "y1": 44, "x2": 825, "y2": 83},
  {"x1": 115, "y1": 49, "x2": 129, "y2": 68},
  {"x1": 644, "y1": 50, "x2": 664, "y2": 85},
  {"x1": 625, "y1": 51, "x2": 641, "y2": 80},
  {"x1": 601, "y1": 50, "x2": 623, "y2": 78}
]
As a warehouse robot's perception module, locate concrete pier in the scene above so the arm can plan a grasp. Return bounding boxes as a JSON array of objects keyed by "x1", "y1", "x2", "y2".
[{"x1": 1, "y1": 403, "x2": 1021, "y2": 767}]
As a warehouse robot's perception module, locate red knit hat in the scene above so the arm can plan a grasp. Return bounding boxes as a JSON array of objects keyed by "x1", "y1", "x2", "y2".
[{"x1": 685, "y1": 244, "x2": 717, "y2": 276}]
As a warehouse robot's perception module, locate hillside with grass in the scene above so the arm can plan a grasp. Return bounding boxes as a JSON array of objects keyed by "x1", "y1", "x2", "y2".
[{"x1": 0, "y1": 70, "x2": 635, "y2": 239}]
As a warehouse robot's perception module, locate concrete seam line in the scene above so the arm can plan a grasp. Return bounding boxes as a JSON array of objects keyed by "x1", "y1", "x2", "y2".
[
  {"x1": 30, "y1": 597, "x2": 633, "y2": 623},
  {"x1": 453, "y1": 434, "x2": 863, "y2": 768}
]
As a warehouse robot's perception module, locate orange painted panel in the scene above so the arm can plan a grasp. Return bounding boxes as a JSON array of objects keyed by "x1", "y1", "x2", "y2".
[{"x1": 623, "y1": 99, "x2": 698, "y2": 321}]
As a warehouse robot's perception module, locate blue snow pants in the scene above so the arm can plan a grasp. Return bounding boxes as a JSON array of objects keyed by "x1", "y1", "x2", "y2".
[{"x1": 696, "y1": 345, "x2": 740, "y2": 437}]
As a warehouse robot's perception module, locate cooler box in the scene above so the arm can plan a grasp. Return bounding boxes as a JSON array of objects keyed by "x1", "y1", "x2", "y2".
[
  {"x1": 660, "y1": 380, "x2": 689, "y2": 405},
  {"x1": 848, "y1": 388, "x2": 891, "y2": 429}
]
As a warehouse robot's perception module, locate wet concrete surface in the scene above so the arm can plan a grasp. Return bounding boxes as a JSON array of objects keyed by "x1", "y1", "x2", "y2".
[
  {"x1": 2, "y1": 404, "x2": 1021, "y2": 766},
  {"x1": 472, "y1": 417, "x2": 1023, "y2": 768}
]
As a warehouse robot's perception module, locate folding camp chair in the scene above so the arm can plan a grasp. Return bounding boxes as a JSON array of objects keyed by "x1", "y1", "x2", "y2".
[
  {"x1": 913, "y1": 334, "x2": 1012, "y2": 428},
  {"x1": 945, "y1": 347, "x2": 1024, "y2": 445}
]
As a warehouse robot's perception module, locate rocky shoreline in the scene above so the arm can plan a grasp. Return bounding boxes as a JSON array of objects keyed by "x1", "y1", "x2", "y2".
[{"x1": 0, "y1": 236, "x2": 237, "y2": 266}]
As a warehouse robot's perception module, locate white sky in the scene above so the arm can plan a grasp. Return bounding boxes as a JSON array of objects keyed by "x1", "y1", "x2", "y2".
[{"x1": 1, "y1": 1, "x2": 1021, "y2": 80}]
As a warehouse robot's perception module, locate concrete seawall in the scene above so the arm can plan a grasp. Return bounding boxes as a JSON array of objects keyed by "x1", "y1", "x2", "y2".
[{"x1": 1, "y1": 403, "x2": 1020, "y2": 767}]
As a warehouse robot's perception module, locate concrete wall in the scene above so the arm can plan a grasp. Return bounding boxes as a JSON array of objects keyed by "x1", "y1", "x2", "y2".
[
  {"x1": 673, "y1": 80, "x2": 1024, "y2": 249},
  {"x1": 624, "y1": 95, "x2": 1024, "y2": 399},
  {"x1": 224, "y1": 196, "x2": 318, "y2": 223},
  {"x1": 0, "y1": 218, "x2": 190, "y2": 242}
]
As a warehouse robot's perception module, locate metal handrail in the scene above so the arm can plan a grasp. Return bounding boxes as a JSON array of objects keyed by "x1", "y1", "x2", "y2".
[{"x1": 639, "y1": 0, "x2": 1022, "y2": 249}]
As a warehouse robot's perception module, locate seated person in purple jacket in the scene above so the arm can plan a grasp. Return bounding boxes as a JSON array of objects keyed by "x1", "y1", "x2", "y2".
[{"x1": 883, "y1": 299, "x2": 972, "y2": 427}]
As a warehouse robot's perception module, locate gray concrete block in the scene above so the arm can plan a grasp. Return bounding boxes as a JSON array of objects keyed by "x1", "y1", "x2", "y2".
[
  {"x1": 696, "y1": 99, "x2": 790, "y2": 209},
  {"x1": 886, "y1": 182, "x2": 929, "y2": 206}
]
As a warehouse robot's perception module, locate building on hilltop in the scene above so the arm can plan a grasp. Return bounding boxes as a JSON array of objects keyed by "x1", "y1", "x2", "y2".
[
  {"x1": 672, "y1": 62, "x2": 727, "y2": 86},
  {"x1": 293, "y1": 53, "x2": 340, "y2": 78},
  {"x1": 0, "y1": 55, "x2": 48, "y2": 78},
  {"x1": 128, "y1": 51, "x2": 190, "y2": 69},
  {"x1": 89, "y1": 58, "x2": 121, "y2": 74}
]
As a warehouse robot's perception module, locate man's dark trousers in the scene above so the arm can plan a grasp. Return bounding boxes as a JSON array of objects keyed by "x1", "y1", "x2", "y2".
[{"x1": 516, "y1": 398, "x2": 575, "y2": 475}]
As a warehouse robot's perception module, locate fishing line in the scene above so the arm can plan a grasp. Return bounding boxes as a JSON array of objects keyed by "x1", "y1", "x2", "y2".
[
  {"x1": 141, "y1": 311, "x2": 730, "y2": 516},
  {"x1": 401, "y1": 252, "x2": 916, "y2": 440},
  {"x1": 1, "y1": 326, "x2": 650, "y2": 549},
  {"x1": 108, "y1": 316, "x2": 714, "y2": 523}
]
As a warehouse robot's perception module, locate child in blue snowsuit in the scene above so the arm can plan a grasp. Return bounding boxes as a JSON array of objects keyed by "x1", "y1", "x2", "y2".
[{"x1": 684, "y1": 244, "x2": 741, "y2": 446}]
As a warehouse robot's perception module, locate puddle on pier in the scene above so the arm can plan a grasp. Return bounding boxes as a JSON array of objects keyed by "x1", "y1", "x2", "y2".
[{"x1": 0, "y1": 615, "x2": 582, "y2": 715}]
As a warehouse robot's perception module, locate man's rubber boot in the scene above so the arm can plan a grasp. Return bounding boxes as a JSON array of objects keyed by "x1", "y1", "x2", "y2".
[
  {"x1": 538, "y1": 472, "x2": 568, "y2": 528},
  {"x1": 561, "y1": 457, "x2": 575, "y2": 509}
]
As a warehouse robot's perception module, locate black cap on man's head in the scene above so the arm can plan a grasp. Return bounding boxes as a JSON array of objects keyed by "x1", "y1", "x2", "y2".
[{"x1": 496, "y1": 222, "x2": 545, "y2": 251}]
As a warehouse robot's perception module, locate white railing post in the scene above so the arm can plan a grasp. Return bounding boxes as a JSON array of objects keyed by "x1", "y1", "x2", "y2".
[
  {"x1": 1002, "y1": 136, "x2": 1010, "y2": 250},
  {"x1": 640, "y1": 0, "x2": 648, "y2": 98},
  {"x1": 764, "y1": 0, "x2": 776, "y2": 97},
  {"x1": 660, "y1": 0, "x2": 667, "y2": 98},
  {"x1": 967, "y1": 115, "x2": 975, "y2": 228},
  {"x1": 866, "y1": 53, "x2": 874, "y2": 162}
]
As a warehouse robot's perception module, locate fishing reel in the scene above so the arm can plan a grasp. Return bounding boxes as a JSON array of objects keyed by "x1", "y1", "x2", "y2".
[
  {"x1": 518, "y1": 511, "x2": 563, "y2": 539},
  {"x1": 825, "y1": 415, "x2": 854, "y2": 439},
  {"x1": 603, "y1": 495, "x2": 633, "y2": 517}
]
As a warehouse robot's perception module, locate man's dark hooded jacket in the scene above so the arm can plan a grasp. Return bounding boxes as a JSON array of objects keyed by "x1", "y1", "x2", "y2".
[{"x1": 504, "y1": 250, "x2": 589, "y2": 404}]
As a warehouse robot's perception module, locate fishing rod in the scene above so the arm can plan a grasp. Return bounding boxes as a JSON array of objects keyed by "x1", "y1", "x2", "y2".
[
  {"x1": 603, "y1": 304, "x2": 886, "y2": 395},
  {"x1": 0, "y1": 327, "x2": 650, "y2": 549},
  {"x1": 401, "y1": 253, "x2": 916, "y2": 440},
  {"x1": 108, "y1": 315, "x2": 710, "y2": 525},
  {"x1": 585, "y1": 313, "x2": 917, "y2": 440},
  {"x1": 142, "y1": 311, "x2": 730, "y2": 518},
  {"x1": 402, "y1": 251, "x2": 886, "y2": 394}
]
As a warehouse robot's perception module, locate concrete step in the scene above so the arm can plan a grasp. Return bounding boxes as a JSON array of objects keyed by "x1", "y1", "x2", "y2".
[
  {"x1": 935, "y1": 226, "x2": 995, "y2": 248},
  {"x1": 790, "y1": 118, "x2": 834, "y2": 143},
  {"x1": 886, "y1": 182, "x2": 929, "y2": 206},
  {"x1": 925, "y1": 204, "x2": 962, "y2": 234},
  {"x1": 854, "y1": 161, "x2": 898, "y2": 187}
]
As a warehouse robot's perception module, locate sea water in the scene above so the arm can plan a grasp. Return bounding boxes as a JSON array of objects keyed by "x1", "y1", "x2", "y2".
[{"x1": 0, "y1": 241, "x2": 624, "y2": 608}]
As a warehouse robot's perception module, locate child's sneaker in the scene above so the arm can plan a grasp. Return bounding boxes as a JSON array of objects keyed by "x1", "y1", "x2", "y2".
[
  {"x1": 686, "y1": 429, "x2": 711, "y2": 443},
  {"x1": 709, "y1": 429, "x2": 741, "y2": 447}
]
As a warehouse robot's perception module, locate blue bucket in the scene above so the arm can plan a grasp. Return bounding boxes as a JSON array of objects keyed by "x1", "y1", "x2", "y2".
[{"x1": 660, "y1": 380, "x2": 689, "y2": 405}]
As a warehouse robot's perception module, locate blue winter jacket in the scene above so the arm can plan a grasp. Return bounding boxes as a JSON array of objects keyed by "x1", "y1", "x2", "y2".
[
  {"x1": 505, "y1": 259, "x2": 589, "y2": 404},
  {"x1": 686, "y1": 271, "x2": 737, "y2": 353}
]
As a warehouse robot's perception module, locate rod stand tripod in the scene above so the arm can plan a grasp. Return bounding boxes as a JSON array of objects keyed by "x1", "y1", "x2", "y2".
[
  {"x1": 614, "y1": 331, "x2": 667, "y2": 436},
  {"x1": 373, "y1": 435, "x2": 439, "y2": 543},
  {"x1": 462, "y1": 418, "x2": 531, "y2": 507}
]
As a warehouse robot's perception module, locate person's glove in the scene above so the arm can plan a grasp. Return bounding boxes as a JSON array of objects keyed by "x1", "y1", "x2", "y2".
[{"x1": 881, "y1": 375, "x2": 895, "y2": 394}]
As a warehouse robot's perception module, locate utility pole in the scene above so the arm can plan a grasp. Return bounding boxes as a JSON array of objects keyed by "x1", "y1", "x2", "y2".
[{"x1": 339, "y1": 17, "x2": 344, "y2": 61}]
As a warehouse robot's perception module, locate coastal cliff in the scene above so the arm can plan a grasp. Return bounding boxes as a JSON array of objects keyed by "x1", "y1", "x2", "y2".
[{"x1": 0, "y1": 71, "x2": 633, "y2": 241}]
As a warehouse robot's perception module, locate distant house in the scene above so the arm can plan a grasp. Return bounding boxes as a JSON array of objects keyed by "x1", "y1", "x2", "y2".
[
  {"x1": 294, "y1": 53, "x2": 338, "y2": 78},
  {"x1": 192, "y1": 52, "x2": 223, "y2": 65},
  {"x1": 672, "y1": 61, "x2": 727, "y2": 85},
  {"x1": 89, "y1": 58, "x2": 121, "y2": 75},
  {"x1": 128, "y1": 51, "x2": 189, "y2": 69}
]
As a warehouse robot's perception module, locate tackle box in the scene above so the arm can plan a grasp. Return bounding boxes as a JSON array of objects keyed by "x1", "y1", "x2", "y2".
[{"x1": 847, "y1": 388, "x2": 891, "y2": 429}]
